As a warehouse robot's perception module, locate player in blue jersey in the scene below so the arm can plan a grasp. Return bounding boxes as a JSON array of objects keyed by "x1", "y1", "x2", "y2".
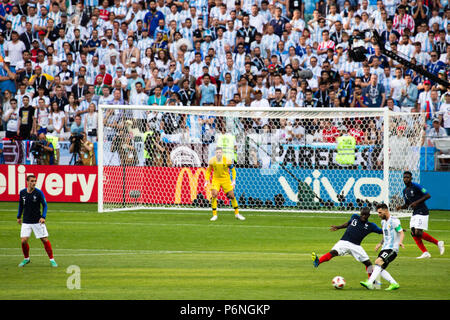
[
  {"x1": 312, "y1": 207, "x2": 383, "y2": 282},
  {"x1": 17, "y1": 175, "x2": 57, "y2": 267},
  {"x1": 396, "y1": 171, "x2": 445, "y2": 259},
  {"x1": 361, "y1": 203, "x2": 404, "y2": 291}
]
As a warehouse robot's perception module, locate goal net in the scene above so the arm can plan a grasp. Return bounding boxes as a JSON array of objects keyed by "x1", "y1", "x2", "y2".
[{"x1": 98, "y1": 105, "x2": 425, "y2": 216}]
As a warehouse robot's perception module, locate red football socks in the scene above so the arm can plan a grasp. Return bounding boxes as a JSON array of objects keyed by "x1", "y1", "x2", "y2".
[
  {"x1": 319, "y1": 252, "x2": 333, "y2": 264},
  {"x1": 21, "y1": 242, "x2": 30, "y2": 259},
  {"x1": 421, "y1": 232, "x2": 438, "y2": 245},
  {"x1": 43, "y1": 240, "x2": 54, "y2": 259},
  {"x1": 413, "y1": 236, "x2": 428, "y2": 253}
]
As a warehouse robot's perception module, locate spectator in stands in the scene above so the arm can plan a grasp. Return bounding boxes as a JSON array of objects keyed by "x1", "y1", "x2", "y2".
[
  {"x1": 349, "y1": 85, "x2": 368, "y2": 108},
  {"x1": 427, "y1": 50, "x2": 446, "y2": 77},
  {"x1": 84, "y1": 103, "x2": 98, "y2": 143},
  {"x1": 197, "y1": 74, "x2": 217, "y2": 106},
  {"x1": 48, "y1": 101, "x2": 66, "y2": 140},
  {"x1": 0, "y1": 57, "x2": 17, "y2": 95},
  {"x1": 35, "y1": 97, "x2": 50, "y2": 134},
  {"x1": 17, "y1": 95, "x2": 35, "y2": 140},
  {"x1": 363, "y1": 74, "x2": 386, "y2": 108},
  {"x1": 0, "y1": 0, "x2": 446, "y2": 168},
  {"x1": 399, "y1": 74, "x2": 419, "y2": 111},
  {"x1": 1, "y1": 89, "x2": 12, "y2": 129},
  {"x1": 439, "y1": 93, "x2": 450, "y2": 135},
  {"x1": 427, "y1": 117, "x2": 448, "y2": 144},
  {"x1": 2, "y1": 98, "x2": 19, "y2": 139}
]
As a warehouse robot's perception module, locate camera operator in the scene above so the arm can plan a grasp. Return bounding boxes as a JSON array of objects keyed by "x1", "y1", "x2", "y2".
[
  {"x1": 68, "y1": 115, "x2": 84, "y2": 164},
  {"x1": 69, "y1": 131, "x2": 95, "y2": 165},
  {"x1": 70, "y1": 115, "x2": 84, "y2": 135},
  {"x1": 31, "y1": 133, "x2": 55, "y2": 165}
]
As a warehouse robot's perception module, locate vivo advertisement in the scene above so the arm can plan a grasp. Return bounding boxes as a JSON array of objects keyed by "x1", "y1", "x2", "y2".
[
  {"x1": 235, "y1": 168, "x2": 386, "y2": 209},
  {"x1": 1, "y1": 165, "x2": 448, "y2": 210}
]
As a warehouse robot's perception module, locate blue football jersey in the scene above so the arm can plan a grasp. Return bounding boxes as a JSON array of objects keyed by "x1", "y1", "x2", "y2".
[
  {"x1": 17, "y1": 188, "x2": 48, "y2": 224},
  {"x1": 403, "y1": 182, "x2": 429, "y2": 216},
  {"x1": 340, "y1": 214, "x2": 383, "y2": 245}
]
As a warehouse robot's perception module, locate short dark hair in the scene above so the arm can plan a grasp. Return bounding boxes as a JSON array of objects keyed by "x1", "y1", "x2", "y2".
[
  {"x1": 27, "y1": 175, "x2": 36, "y2": 181},
  {"x1": 376, "y1": 203, "x2": 388, "y2": 211},
  {"x1": 403, "y1": 171, "x2": 413, "y2": 176},
  {"x1": 360, "y1": 207, "x2": 371, "y2": 215}
]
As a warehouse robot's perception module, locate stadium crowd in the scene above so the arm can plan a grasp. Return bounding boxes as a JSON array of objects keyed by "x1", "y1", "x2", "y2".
[{"x1": 0, "y1": 0, "x2": 450, "y2": 163}]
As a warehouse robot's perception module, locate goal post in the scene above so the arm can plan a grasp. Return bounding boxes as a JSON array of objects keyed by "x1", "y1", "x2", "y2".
[{"x1": 97, "y1": 104, "x2": 425, "y2": 216}]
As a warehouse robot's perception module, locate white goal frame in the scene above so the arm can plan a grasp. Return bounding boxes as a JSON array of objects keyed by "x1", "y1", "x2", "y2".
[{"x1": 98, "y1": 105, "x2": 420, "y2": 217}]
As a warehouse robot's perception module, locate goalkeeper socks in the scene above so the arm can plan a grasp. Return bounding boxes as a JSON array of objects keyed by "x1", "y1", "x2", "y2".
[
  {"x1": 21, "y1": 242, "x2": 30, "y2": 259},
  {"x1": 413, "y1": 236, "x2": 428, "y2": 253},
  {"x1": 43, "y1": 240, "x2": 54, "y2": 259},
  {"x1": 211, "y1": 198, "x2": 217, "y2": 216},
  {"x1": 231, "y1": 198, "x2": 239, "y2": 214},
  {"x1": 421, "y1": 232, "x2": 438, "y2": 245}
]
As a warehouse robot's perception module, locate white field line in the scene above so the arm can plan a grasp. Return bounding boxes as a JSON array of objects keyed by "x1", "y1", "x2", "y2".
[
  {"x1": 2, "y1": 208, "x2": 450, "y2": 222},
  {"x1": 1, "y1": 247, "x2": 450, "y2": 261},
  {"x1": 2, "y1": 219, "x2": 450, "y2": 233}
]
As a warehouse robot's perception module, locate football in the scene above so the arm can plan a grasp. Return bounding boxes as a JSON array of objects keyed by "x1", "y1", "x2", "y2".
[{"x1": 332, "y1": 276, "x2": 346, "y2": 289}]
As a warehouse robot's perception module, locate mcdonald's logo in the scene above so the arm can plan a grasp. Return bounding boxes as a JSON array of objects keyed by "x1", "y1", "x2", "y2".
[{"x1": 174, "y1": 168, "x2": 211, "y2": 204}]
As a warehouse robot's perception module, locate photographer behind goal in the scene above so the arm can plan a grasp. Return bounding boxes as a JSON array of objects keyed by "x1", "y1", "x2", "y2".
[
  {"x1": 69, "y1": 131, "x2": 96, "y2": 166},
  {"x1": 30, "y1": 133, "x2": 54, "y2": 165},
  {"x1": 69, "y1": 115, "x2": 95, "y2": 165}
]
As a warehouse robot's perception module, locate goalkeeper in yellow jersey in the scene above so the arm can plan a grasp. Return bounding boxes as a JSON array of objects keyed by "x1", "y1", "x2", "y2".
[{"x1": 205, "y1": 147, "x2": 245, "y2": 221}]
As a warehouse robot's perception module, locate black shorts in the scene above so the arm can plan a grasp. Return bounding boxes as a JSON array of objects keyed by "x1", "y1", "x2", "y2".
[{"x1": 378, "y1": 249, "x2": 397, "y2": 269}]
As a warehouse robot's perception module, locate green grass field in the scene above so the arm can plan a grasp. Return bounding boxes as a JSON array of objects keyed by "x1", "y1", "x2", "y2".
[{"x1": 0, "y1": 202, "x2": 449, "y2": 300}]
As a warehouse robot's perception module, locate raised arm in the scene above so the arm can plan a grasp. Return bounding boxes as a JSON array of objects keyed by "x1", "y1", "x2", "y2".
[{"x1": 330, "y1": 221, "x2": 349, "y2": 231}]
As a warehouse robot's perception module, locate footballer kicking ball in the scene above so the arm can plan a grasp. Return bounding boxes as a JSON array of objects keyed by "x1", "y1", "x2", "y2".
[{"x1": 332, "y1": 276, "x2": 346, "y2": 289}]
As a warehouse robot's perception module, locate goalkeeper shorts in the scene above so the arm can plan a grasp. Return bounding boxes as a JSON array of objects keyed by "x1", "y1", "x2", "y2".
[{"x1": 211, "y1": 179, "x2": 234, "y2": 194}]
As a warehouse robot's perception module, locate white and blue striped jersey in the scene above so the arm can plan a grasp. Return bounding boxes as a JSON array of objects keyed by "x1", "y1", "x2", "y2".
[
  {"x1": 36, "y1": 16, "x2": 49, "y2": 29},
  {"x1": 84, "y1": 0, "x2": 99, "y2": 7},
  {"x1": 180, "y1": 27, "x2": 194, "y2": 43},
  {"x1": 223, "y1": 30, "x2": 237, "y2": 48},
  {"x1": 190, "y1": 0, "x2": 208, "y2": 16},
  {"x1": 110, "y1": 4, "x2": 127, "y2": 22},
  {"x1": 261, "y1": 33, "x2": 280, "y2": 55},
  {"x1": 220, "y1": 67, "x2": 240, "y2": 85},
  {"x1": 48, "y1": 11, "x2": 61, "y2": 26},
  {"x1": 7, "y1": 13, "x2": 22, "y2": 30},
  {"x1": 219, "y1": 82, "x2": 238, "y2": 105},
  {"x1": 42, "y1": 63, "x2": 60, "y2": 78},
  {"x1": 381, "y1": 217, "x2": 403, "y2": 252}
]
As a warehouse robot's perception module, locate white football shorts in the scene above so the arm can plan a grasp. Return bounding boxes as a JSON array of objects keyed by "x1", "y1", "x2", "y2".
[
  {"x1": 20, "y1": 223, "x2": 49, "y2": 239},
  {"x1": 410, "y1": 214, "x2": 429, "y2": 231},
  {"x1": 331, "y1": 240, "x2": 370, "y2": 262}
]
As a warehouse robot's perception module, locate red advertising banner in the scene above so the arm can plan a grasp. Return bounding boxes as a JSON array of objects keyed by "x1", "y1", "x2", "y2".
[
  {"x1": 0, "y1": 165, "x2": 226, "y2": 205},
  {"x1": 103, "y1": 166, "x2": 228, "y2": 205},
  {"x1": 0, "y1": 165, "x2": 98, "y2": 202}
]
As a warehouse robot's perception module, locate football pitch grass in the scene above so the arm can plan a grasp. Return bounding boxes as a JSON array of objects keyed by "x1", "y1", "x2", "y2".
[{"x1": 0, "y1": 202, "x2": 449, "y2": 300}]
